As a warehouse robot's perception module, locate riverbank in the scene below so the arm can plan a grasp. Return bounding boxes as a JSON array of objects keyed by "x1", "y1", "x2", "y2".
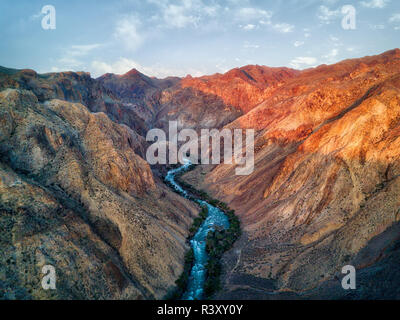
[{"x1": 164, "y1": 163, "x2": 241, "y2": 300}]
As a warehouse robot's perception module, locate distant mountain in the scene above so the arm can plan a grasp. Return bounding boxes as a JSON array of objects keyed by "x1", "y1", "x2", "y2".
[
  {"x1": 0, "y1": 66, "x2": 20, "y2": 75},
  {"x1": 96, "y1": 65, "x2": 300, "y2": 130},
  {"x1": 0, "y1": 68, "x2": 149, "y2": 135},
  {"x1": 181, "y1": 65, "x2": 299, "y2": 113},
  {"x1": 97, "y1": 68, "x2": 160, "y2": 102},
  {"x1": 97, "y1": 69, "x2": 180, "y2": 125}
]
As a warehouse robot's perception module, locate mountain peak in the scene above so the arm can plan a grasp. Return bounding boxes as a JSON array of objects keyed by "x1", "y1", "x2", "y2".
[
  {"x1": 123, "y1": 68, "x2": 142, "y2": 77},
  {"x1": 385, "y1": 48, "x2": 400, "y2": 57},
  {"x1": 181, "y1": 64, "x2": 300, "y2": 113}
]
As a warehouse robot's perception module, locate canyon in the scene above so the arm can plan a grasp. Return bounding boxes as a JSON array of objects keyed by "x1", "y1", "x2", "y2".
[{"x1": 1, "y1": 48, "x2": 400, "y2": 299}]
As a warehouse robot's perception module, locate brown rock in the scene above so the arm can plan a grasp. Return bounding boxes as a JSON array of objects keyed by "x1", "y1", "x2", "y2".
[{"x1": 0, "y1": 89, "x2": 198, "y2": 299}]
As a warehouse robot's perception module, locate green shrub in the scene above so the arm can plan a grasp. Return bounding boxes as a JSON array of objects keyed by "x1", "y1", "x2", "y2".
[{"x1": 163, "y1": 164, "x2": 241, "y2": 300}]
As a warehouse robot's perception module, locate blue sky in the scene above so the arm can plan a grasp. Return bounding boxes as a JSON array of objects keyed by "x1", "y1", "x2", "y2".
[{"x1": 0, "y1": 0, "x2": 399, "y2": 78}]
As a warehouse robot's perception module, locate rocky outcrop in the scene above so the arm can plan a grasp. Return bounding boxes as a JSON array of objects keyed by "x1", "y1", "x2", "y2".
[
  {"x1": 0, "y1": 88, "x2": 198, "y2": 299},
  {"x1": 98, "y1": 68, "x2": 243, "y2": 132},
  {"x1": 154, "y1": 86, "x2": 242, "y2": 132},
  {"x1": 153, "y1": 65, "x2": 298, "y2": 133},
  {"x1": 97, "y1": 65, "x2": 300, "y2": 133},
  {"x1": 97, "y1": 69, "x2": 176, "y2": 125},
  {"x1": 181, "y1": 65, "x2": 299, "y2": 113},
  {"x1": 0, "y1": 69, "x2": 148, "y2": 136}
]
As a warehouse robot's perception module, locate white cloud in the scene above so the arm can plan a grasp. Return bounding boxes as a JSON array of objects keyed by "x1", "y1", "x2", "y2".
[
  {"x1": 235, "y1": 7, "x2": 272, "y2": 22},
  {"x1": 323, "y1": 48, "x2": 339, "y2": 59},
  {"x1": 272, "y1": 23, "x2": 294, "y2": 33},
  {"x1": 243, "y1": 42, "x2": 260, "y2": 49},
  {"x1": 317, "y1": 5, "x2": 341, "y2": 24},
  {"x1": 57, "y1": 44, "x2": 102, "y2": 70},
  {"x1": 164, "y1": 4, "x2": 199, "y2": 28},
  {"x1": 290, "y1": 57, "x2": 318, "y2": 69},
  {"x1": 92, "y1": 58, "x2": 157, "y2": 77},
  {"x1": 114, "y1": 16, "x2": 143, "y2": 51},
  {"x1": 329, "y1": 35, "x2": 343, "y2": 47},
  {"x1": 68, "y1": 44, "x2": 102, "y2": 57},
  {"x1": 294, "y1": 41, "x2": 304, "y2": 47},
  {"x1": 320, "y1": 49, "x2": 341, "y2": 65},
  {"x1": 369, "y1": 24, "x2": 385, "y2": 29},
  {"x1": 146, "y1": 2, "x2": 294, "y2": 36},
  {"x1": 58, "y1": 57, "x2": 82, "y2": 68},
  {"x1": 235, "y1": 7, "x2": 293, "y2": 33},
  {"x1": 330, "y1": 35, "x2": 339, "y2": 42},
  {"x1": 242, "y1": 24, "x2": 256, "y2": 30},
  {"x1": 148, "y1": 0, "x2": 220, "y2": 29},
  {"x1": 360, "y1": 0, "x2": 390, "y2": 8},
  {"x1": 90, "y1": 58, "x2": 205, "y2": 78},
  {"x1": 389, "y1": 13, "x2": 400, "y2": 23},
  {"x1": 323, "y1": 0, "x2": 339, "y2": 4}
]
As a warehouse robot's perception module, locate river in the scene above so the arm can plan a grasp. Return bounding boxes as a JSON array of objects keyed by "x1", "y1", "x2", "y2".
[{"x1": 165, "y1": 160, "x2": 230, "y2": 300}]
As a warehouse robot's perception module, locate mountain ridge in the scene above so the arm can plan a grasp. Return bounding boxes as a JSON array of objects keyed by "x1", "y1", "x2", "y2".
[{"x1": 180, "y1": 48, "x2": 400, "y2": 299}]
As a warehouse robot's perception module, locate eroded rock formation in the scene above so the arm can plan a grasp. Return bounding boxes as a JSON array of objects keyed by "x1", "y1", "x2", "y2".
[
  {"x1": 182, "y1": 49, "x2": 400, "y2": 299},
  {"x1": 0, "y1": 88, "x2": 197, "y2": 299}
]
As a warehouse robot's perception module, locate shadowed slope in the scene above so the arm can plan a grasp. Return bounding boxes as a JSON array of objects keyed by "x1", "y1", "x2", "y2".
[{"x1": 0, "y1": 88, "x2": 198, "y2": 299}]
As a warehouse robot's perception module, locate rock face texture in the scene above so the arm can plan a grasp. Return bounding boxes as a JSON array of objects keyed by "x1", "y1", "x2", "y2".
[
  {"x1": 182, "y1": 49, "x2": 400, "y2": 299},
  {"x1": 97, "y1": 66, "x2": 300, "y2": 133},
  {"x1": 98, "y1": 68, "x2": 243, "y2": 132},
  {"x1": 0, "y1": 88, "x2": 198, "y2": 299},
  {"x1": 181, "y1": 66, "x2": 299, "y2": 113},
  {"x1": 0, "y1": 68, "x2": 148, "y2": 136},
  {"x1": 97, "y1": 69, "x2": 179, "y2": 126}
]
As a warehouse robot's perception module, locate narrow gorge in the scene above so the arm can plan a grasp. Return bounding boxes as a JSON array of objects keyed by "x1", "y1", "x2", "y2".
[{"x1": 1, "y1": 48, "x2": 400, "y2": 300}]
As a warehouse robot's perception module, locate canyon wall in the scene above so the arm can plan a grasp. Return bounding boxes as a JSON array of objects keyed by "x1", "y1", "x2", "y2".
[
  {"x1": 0, "y1": 85, "x2": 198, "y2": 299},
  {"x1": 183, "y1": 49, "x2": 400, "y2": 299}
]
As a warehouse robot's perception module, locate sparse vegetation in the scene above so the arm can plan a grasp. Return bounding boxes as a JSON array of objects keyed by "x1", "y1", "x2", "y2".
[
  {"x1": 164, "y1": 164, "x2": 241, "y2": 299},
  {"x1": 165, "y1": 248, "x2": 195, "y2": 300},
  {"x1": 203, "y1": 206, "x2": 241, "y2": 298}
]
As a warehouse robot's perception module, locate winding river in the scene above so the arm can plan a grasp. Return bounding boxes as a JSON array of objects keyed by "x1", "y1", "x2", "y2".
[{"x1": 165, "y1": 160, "x2": 230, "y2": 300}]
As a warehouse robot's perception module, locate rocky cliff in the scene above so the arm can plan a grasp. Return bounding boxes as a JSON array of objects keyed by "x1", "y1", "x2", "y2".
[
  {"x1": 0, "y1": 68, "x2": 149, "y2": 136},
  {"x1": 182, "y1": 49, "x2": 400, "y2": 299},
  {"x1": 0, "y1": 88, "x2": 198, "y2": 299},
  {"x1": 181, "y1": 65, "x2": 299, "y2": 113},
  {"x1": 98, "y1": 68, "x2": 243, "y2": 133}
]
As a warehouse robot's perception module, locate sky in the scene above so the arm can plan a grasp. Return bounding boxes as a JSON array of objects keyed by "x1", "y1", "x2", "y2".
[{"x1": 0, "y1": 0, "x2": 399, "y2": 78}]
